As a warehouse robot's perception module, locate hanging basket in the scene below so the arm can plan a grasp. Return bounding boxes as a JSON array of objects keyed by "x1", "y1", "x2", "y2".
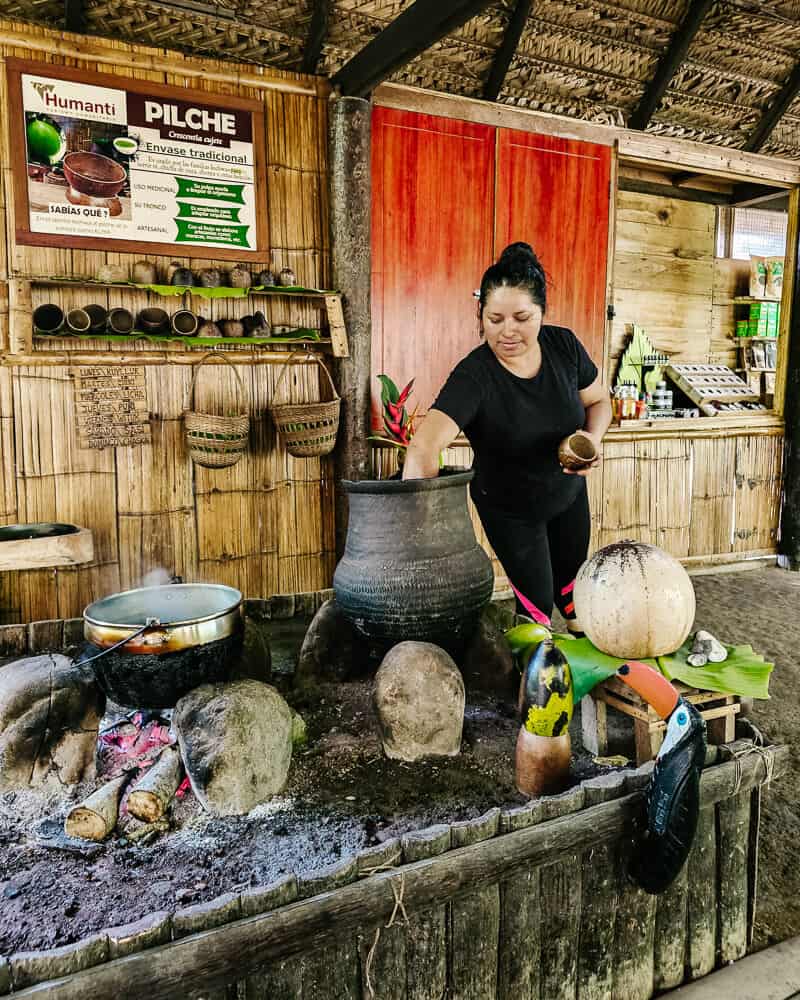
[
  {"x1": 270, "y1": 353, "x2": 340, "y2": 458},
  {"x1": 183, "y1": 352, "x2": 250, "y2": 469}
]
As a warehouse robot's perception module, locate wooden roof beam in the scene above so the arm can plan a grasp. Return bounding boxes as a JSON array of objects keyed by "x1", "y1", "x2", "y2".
[
  {"x1": 627, "y1": 0, "x2": 714, "y2": 132},
  {"x1": 333, "y1": 0, "x2": 495, "y2": 98},
  {"x1": 64, "y1": 0, "x2": 85, "y2": 33},
  {"x1": 744, "y1": 61, "x2": 800, "y2": 153},
  {"x1": 482, "y1": 0, "x2": 533, "y2": 103},
  {"x1": 301, "y1": 0, "x2": 328, "y2": 74}
]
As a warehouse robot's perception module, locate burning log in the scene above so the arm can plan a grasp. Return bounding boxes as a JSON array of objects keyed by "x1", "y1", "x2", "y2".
[
  {"x1": 127, "y1": 746, "x2": 183, "y2": 824},
  {"x1": 64, "y1": 773, "x2": 129, "y2": 841}
]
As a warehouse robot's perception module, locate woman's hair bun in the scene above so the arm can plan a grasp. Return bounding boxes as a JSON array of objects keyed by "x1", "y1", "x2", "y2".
[
  {"x1": 499, "y1": 241, "x2": 536, "y2": 263},
  {"x1": 478, "y1": 241, "x2": 548, "y2": 314}
]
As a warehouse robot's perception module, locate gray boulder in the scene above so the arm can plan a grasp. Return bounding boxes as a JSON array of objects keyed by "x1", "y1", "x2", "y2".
[
  {"x1": 295, "y1": 598, "x2": 378, "y2": 688},
  {"x1": 374, "y1": 642, "x2": 465, "y2": 762},
  {"x1": 0, "y1": 654, "x2": 105, "y2": 791},
  {"x1": 460, "y1": 604, "x2": 517, "y2": 699},
  {"x1": 174, "y1": 680, "x2": 292, "y2": 815}
]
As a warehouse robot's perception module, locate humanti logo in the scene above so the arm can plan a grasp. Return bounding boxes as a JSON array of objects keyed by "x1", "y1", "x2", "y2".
[
  {"x1": 31, "y1": 82, "x2": 55, "y2": 101},
  {"x1": 36, "y1": 83, "x2": 118, "y2": 117}
]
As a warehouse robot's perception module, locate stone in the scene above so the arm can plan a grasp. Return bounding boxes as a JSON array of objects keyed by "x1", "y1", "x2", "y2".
[
  {"x1": 460, "y1": 603, "x2": 517, "y2": 700},
  {"x1": 374, "y1": 642, "x2": 465, "y2": 762},
  {"x1": 0, "y1": 654, "x2": 105, "y2": 791},
  {"x1": 291, "y1": 710, "x2": 308, "y2": 748},
  {"x1": 295, "y1": 598, "x2": 378, "y2": 688},
  {"x1": 231, "y1": 619, "x2": 272, "y2": 684},
  {"x1": 173, "y1": 892, "x2": 241, "y2": 939},
  {"x1": 10, "y1": 933, "x2": 108, "y2": 990},
  {"x1": 240, "y1": 876, "x2": 298, "y2": 918},
  {"x1": 174, "y1": 680, "x2": 293, "y2": 816},
  {"x1": 106, "y1": 911, "x2": 172, "y2": 959}
]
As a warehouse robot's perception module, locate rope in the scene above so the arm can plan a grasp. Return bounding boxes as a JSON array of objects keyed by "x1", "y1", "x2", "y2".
[
  {"x1": 729, "y1": 738, "x2": 776, "y2": 796},
  {"x1": 359, "y1": 851, "x2": 402, "y2": 877},
  {"x1": 364, "y1": 873, "x2": 408, "y2": 999}
]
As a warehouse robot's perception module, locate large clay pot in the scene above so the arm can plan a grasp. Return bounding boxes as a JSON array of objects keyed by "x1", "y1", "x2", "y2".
[{"x1": 333, "y1": 469, "x2": 494, "y2": 646}]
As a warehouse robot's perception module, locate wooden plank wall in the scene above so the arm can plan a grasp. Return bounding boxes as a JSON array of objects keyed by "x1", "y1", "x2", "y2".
[
  {"x1": 0, "y1": 22, "x2": 334, "y2": 624},
  {"x1": 612, "y1": 190, "x2": 749, "y2": 373}
]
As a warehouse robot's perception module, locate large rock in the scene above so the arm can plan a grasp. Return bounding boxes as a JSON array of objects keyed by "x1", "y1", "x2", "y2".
[
  {"x1": 460, "y1": 603, "x2": 517, "y2": 700},
  {"x1": 0, "y1": 654, "x2": 105, "y2": 791},
  {"x1": 295, "y1": 598, "x2": 379, "y2": 689},
  {"x1": 174, "y1": 680, "x2": 292, "y2": 816},
  {"x1": 374, "y1": 642, "x2": 465, "y2": 762}
]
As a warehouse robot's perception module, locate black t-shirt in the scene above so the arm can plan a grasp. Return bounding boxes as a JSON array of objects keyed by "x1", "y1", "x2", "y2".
[{"x1": 432, "y1": 326, "x2": 598, "y2": 519}]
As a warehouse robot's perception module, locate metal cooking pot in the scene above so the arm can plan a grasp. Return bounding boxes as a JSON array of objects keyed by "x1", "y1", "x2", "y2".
[{"x1": 82, "y1": 583, "x2": 243, "y2": 708}]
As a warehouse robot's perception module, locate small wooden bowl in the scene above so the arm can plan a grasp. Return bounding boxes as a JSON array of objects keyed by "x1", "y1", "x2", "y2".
[
  {"x1": 137, "y1": 307, "x2": 170, "y2": 335},
  {"x1": 558, "y1": 431, "x2": 597, "y2": 471}
]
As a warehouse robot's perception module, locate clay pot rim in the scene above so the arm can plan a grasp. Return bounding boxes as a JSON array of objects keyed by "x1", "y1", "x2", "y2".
[{"x1": 343, "y1": 468, "x2": 474, "y2": 495}]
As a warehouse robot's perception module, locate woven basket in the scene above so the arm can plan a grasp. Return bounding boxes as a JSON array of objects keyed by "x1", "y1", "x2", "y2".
[
  {"x1": 183, "y1": 352, "x2": 250, "y2": 469},
  {"x1": 271, "y1": 353, "x2": 341, "y2": 458}
]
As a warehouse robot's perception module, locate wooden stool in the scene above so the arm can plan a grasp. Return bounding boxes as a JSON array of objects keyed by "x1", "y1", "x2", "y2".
[{"x1": 582, "y1": 676, "x2": 740, "y2": 765}]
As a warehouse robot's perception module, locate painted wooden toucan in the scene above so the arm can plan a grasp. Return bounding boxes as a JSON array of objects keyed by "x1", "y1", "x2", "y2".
[{"x1": 617, "y1": 661, "x2": 707, "y2": 895}]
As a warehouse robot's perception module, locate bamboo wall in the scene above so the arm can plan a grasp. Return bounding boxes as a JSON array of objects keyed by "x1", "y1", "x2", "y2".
[
  {"x1": 373, "y1": 414, "x2": 784, "y2": 595},
  {"x1": 0, "y1": 22, "x2": 335, "y2": 624}
]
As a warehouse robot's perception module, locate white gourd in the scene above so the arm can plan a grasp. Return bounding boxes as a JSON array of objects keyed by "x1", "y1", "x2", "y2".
[{"x1": 574, "y1": 540, "x2": 696, "y2": 659}]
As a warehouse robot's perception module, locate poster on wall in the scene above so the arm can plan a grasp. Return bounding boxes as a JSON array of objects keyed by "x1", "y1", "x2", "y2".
[{"x1": 6, "y1": 59, "x2": 267, "y2": 261}]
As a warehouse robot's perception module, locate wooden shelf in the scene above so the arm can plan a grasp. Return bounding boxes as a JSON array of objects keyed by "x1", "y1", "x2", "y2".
[
  {"x1": 732, "y1": 296, "x2": 781, "y2": 304},
  {"x1": 18, "y1": 276, "x2": 338, "y2": 300},
  {"x1": 6, "y1": 276, "x2": 351, "y2": 358},
  {"x1": 33, "y1": 331, "x2": 327, "y2": 348}
]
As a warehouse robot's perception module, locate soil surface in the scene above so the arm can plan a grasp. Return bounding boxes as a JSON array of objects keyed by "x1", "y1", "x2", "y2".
[
  {"x1": 0, "y1": 566, "x2": 796, "y2": 955},
  {"x1": 689, "y1": 566, "x2": 800, "y2": 951}
]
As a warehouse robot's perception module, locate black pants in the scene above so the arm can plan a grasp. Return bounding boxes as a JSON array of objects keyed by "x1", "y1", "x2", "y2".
[{"x1": 474, "y1": 485, "x2": 591, "y2": 624}]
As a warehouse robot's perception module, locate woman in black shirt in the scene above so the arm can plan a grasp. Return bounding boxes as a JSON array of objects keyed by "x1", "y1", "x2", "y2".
[{"x1": 402, "y1": 242, "x2": 612, "y2": 630}]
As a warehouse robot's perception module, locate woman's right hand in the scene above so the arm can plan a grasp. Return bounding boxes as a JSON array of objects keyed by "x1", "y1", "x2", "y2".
[{"x1": 402, "y1": 409, "x2": 459, "y2": 480}]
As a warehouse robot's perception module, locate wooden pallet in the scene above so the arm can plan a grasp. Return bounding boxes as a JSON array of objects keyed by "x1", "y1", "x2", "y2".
[{"x1": 582, "y1": 675, "x2": 740, "y2": 764}]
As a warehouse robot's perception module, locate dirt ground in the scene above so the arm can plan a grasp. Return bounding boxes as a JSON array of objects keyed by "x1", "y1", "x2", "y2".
[
  {"x1": 688, "y1": 566, "x2": 800, "y2": 950},
  {"x1": 0, "y1": 565, "x2": 796, "y2": 954}
]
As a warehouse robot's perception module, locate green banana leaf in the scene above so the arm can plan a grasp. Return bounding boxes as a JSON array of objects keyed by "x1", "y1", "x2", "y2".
[
  {"x1": 657, "y1": 639, "x2": 773, "y2": 699},
  {"x1": 551, "y1": 637, "x2": 657, "y2": 702}
]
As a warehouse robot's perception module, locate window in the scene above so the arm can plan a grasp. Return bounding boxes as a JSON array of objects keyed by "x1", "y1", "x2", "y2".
[{"x1": 728, "y1": 207, "x2": 788, "y2": 260}]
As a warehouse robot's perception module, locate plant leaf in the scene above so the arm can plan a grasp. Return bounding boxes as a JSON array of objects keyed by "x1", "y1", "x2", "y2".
[
  {"x1": 658, "y1": 639, "x2": 773, "y2": 699},
  {"x1": 551, "y1": 637, "x2": 658, "y2": 703},
  {"x1": 398, "y1": 378, "x2": 415, "y2": 404},
  {"x1": 377, "y1": 374, "x2": 399, "y2": 405},
  {"x1": 505, "y1": 622, "x2": 552, "y2": 652}
]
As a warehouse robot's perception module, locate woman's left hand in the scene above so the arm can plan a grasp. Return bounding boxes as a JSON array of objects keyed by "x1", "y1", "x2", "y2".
[{"x1": 562, "y1": 430, "x2": 602, "y2": 477}]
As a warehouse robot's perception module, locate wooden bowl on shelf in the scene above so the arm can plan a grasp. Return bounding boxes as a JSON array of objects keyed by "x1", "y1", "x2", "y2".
[{"x1": 137, "y1": 307, "x2": 170, "y2": 335}]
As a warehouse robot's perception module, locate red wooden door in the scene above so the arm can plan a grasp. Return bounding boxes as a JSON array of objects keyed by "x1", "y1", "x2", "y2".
[
  {"x1": 371, "y1": 107, "x2": 496, "y2": 423},
  {"x1": 495, "y1": 130, "x2": 611, "y2": 365}
]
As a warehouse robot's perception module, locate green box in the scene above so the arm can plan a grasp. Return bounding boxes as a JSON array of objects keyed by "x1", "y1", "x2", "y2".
[
  {"x1": 767, "y1": 302, "x2": 780, "y2": 338},
  {"x1": 736, "y1": 320, "x2": 749, "y2": 337},
  {"x1": 749, "y1": 302, "x2": 770, "y2": 337}
]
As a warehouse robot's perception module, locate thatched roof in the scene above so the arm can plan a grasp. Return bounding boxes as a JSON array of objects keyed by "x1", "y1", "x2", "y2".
[{"x1": 5, "y1": 0, "x2": 800, "y2": 159}]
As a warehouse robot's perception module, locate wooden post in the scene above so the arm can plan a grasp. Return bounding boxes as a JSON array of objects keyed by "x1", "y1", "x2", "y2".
[
  {"x1": 329, "y1": 96, "x2": 372, "y2": 559},
  {"x1": 779, "y1": 187, "x2": 800, "y2": 567}
]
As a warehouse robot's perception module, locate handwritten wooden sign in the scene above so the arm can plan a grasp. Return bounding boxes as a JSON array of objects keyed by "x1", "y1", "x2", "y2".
[{"x1": 74, "y1": 365, "x2": 151, "y2": 449}]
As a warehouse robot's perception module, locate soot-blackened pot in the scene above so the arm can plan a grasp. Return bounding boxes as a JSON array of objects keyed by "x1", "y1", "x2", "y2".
[
  {"x1": 333, "y1": 469, "x2": 494, "y2": 646},
  {"x1": 82, "y1": 583, "x2": 243, "y2": 708}
]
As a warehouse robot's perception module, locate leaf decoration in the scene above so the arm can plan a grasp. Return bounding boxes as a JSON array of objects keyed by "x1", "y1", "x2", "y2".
[{"x1": 657, "y1": 639, "x2": 773, "y2": 700}]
